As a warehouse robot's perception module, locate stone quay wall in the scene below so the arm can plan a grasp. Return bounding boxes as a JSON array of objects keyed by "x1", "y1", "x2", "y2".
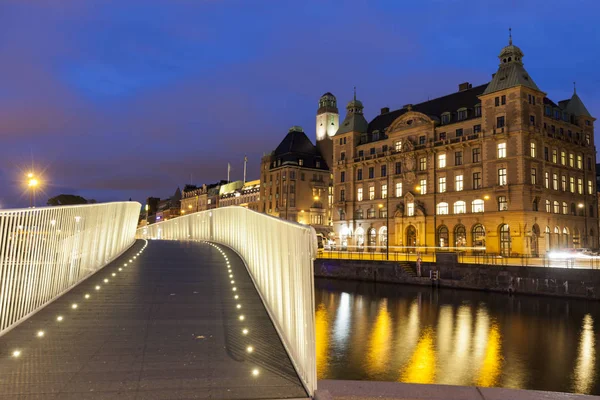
[{"x1": 314, "y1": 256, "x2": 600, "y2": 300}]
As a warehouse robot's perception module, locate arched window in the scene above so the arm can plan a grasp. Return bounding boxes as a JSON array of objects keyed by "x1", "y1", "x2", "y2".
[
  {"x1": 355, "y1": 227, "x2": 365, "y2": 249},
  {"x1": 437, "y1": 202, "x2": 448, "y2": 215},
  {"x1": 545, "y1": 200, "x2": 551, "y2": 213},
  {"x1": 379, "y1": 226, "x2": 388, "y2": 248},
  {"x1": 454, "y1": 201, "x2": 466, "y2": 214},
  {"x1": 499, "y1": 224, "x2": 511, "y2": 256},
  {"x1": 406, "y1": 225, "x2": 417, "y2": 249},
  {"x1": 368, "y1": 228, "x2": 377, "y2": 248},
  {"x1": 472, "y1": 224, "x2": 486, "y2": 250},
  {"x1": 472, "y1": 199, "x2": 484, "y2": 213},
  {"x1": 563, "y1": 227, "x2": 570, "y2": 248},
  {"x1": 553, "y1": 201, "x2": 560, "y2": 214},
  {"x1": 455, "y1": 225, "x2": 467, "y2": 247},
  {"x1": 562, "y1": 202, "x2": 568, "y2": 215},
  {"x1": 437, "y1": 226, "x2": 449, "y2": 248}
]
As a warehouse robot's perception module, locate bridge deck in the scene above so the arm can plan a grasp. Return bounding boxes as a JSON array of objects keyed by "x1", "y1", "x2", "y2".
[{"x1": 0, "y1": 240, "x2": 307, "y2": 399}]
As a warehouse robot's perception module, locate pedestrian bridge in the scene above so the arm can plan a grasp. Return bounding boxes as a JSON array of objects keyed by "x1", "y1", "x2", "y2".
[{"x1": 0, "y1": 203, "x2": 317, "y2": 399}]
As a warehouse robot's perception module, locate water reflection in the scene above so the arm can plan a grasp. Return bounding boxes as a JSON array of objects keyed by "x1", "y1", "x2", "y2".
[
  {"x1": 315, "y1": 279, "x2": 600, "y2": 395},
  {"x1": 400, "y1": 326, "x2": 436, "y2": 384},
  {"x1": 573, "y1": 314, "x2": 596, "y2": 394},
  {"x1": 366, "y1": 299, "x2": 391, "y2": 377},
  {"x1": 315, "y1": 302, "x2": 329, "y2": 377}
]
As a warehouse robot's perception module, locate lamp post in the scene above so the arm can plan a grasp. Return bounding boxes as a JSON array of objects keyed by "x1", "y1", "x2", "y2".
[{"x1": 27, "y1": 173, "x2": 39, "y2": 208}]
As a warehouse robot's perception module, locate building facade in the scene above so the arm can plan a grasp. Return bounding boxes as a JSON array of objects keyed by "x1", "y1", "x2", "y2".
[
  {"x1": 332, "y1": 38, "x2": 597, "y2": 255},
  {"x1": 219, "y1": 179, "x2": 260, "y2": 208},
  {"x1": 259, "y1": 126, "x2": 332, "y2": 230}
]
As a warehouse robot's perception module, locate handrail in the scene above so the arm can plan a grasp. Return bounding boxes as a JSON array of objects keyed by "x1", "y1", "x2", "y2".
[
  {"x1": 136, "y1": 206, "x2": 318, "y2": 396},
  {"x1": 0, "y1": 202, "x2": 141, "y2": 336}
]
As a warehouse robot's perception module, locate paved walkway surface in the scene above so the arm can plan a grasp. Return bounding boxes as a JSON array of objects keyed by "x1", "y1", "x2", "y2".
[
  {"x1": 0, "y1": 240, "x2": 307, "y2": 399},
  {"x1": 318, "y1": 380, "x2": 600, "y2": 400}
]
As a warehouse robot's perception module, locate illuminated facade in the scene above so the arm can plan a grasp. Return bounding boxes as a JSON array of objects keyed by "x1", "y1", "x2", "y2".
[
  {"x1": 219, "y1": 179, "x2": 260, "y2": 209},
  {"x1": 332, "y1": 37, "x2": 597, "y2": 255},
  {"x1": 259, "y1": 126, "x2": 332, "y2": 229}
]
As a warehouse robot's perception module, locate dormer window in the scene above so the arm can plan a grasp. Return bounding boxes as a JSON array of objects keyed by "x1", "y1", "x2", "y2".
[
  {"x1": 474, "y1": 104, "x2": 481, "y2": 117},
  {"x1": 457, "y1": 108, "x2": 467, "y2": 121},
  {"x1": 373, "y1": 132, "x2": 379, "y2": 141},
  {"x1": 298, "y1": 159, "x2": 304, "y2": 166},
  {"x1": 441, "y1": 112, "x2": 451, "y2": 124},
  {"x1": 316, "y1": 161, "x2": 321, "y2": 168}
]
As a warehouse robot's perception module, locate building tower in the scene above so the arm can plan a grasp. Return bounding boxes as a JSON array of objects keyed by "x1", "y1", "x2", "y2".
[{"x1": 316, "y1": 92, "x2": 339, "y2": 168}]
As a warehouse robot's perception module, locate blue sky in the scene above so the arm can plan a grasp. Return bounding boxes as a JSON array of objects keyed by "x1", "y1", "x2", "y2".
[{"x1": 1, "y1": 0, "x2": 599, "y2": 207}]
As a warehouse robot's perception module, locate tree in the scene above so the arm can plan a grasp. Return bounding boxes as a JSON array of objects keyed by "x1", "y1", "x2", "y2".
[{"x1": 47, "y1": 194, "x2": 88, "y2": 206}]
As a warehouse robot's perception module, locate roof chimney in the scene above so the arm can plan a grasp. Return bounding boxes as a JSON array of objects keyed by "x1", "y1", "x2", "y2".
[
  {"x1": 380, "y1": 107, "x2": 390, "y2": 115},
  {"x1": 458, "y1": 82, "x2": 472, "y2": 92}
]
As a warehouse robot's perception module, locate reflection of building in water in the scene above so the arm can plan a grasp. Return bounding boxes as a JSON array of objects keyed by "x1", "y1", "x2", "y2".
[
  {"x1": 573, "y1": 314, "x2": 596, "y2": 394},
  {"x1": 400, "y1": 326, "x2": 436, "y2": 384},
  {"x1": 333, "y1": 292, "x2": 351, "y2": 344},
  {"x1": 366, "y1": 299, "x2": 392, "y2": 378},
  {"x1": 315, "y1": 303, "x2": 330, "y2": 378},
  {"x1": 476, "y1": 323, "x2": 503, "y2": 387}
]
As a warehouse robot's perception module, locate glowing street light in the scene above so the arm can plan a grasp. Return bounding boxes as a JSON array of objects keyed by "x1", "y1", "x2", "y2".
[{"x1": 26, "y1": 173, "x2": 40, "y2": 207}]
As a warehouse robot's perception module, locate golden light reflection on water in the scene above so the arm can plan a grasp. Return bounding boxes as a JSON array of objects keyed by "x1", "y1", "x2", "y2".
[
  {"x1": 366, "y1": 299, "x2": 392, "y2": 377},
  {"x1": 400, "y1": 327, "x2": 436, "y2": 384},
  {"x1": 315, "y1": 302, "x2": 329, "y2": 377},
  {"x1": 476, "y1": 323, "x2": 503, "y2": 387},
  {"x1": 573, "y1": 314, "x2": 596, "y2": 394}
]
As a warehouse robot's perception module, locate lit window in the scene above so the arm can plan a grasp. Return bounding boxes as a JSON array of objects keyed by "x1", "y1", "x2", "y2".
[
  {"x1": 438, "y1": 154, "x2": 446, "y2": 168},
  {"x1": 553, "y1": 200, "x2": 560, "y2": 214},
  {"x1": 407, "y1": 202, "x2": 414, "y2": 216},
  {"x1": 562, "y1": 202, "x2": 568, "y2": 215},
  {"x1": 544, "y1": 172, "x2": 549, "y2": 189},
  {"x1": 561, "y1": 151, "x2": 566, "y2": 165},
  {"x1": 561, "y1": 175, "x2": 566, "y2": 191},
  {"x1": 395, "y1": 141, "x2": 402, "y2": 152},
  {"x1": 531, "y1": 168, "x2": 537, "y2": 185},
  {"x1": 570, "y1": 177, "x2": 575, "y2": 193},
  {"x1": 497, "y1": 143, "x2": 506, "y2": 158},
  {"x1": 552, "y1": 149, "x2": 557, "y2": 163},
  {"x1": 453, "y1": 201, "x2": 466, "y2": 214},
  {"x1": 369, "y1": 186, "x2": 375, "y2": 200},
  {"x1": 381, "y1": 184, "x2": 387, "y2": 199},
  {"x1": 419, "y1": 157, "x2": 427, "y2": 171},
  {"x1": 553, "y1": 173, "x2": 558, "y2": 190},
  {"x1": 545, "y1": 200, "x2": 551, "y2": 213},
  {"x1": 530, "y1": 142, "x2": 536, "y2": 158},
  {"x1": 395, "y1": 182, "x2": 403, "y2": 197},
  {"x1": 472, "y1": 199, "x2": 484, "y2": 213},
  {"x1": 569, "y1": 153, "x2": 574, "y2": 168},
  {"x1": 498, "y1": 168, "x2": 507, "y2": 186},
  {"x1": 588, "y1": 180, "x2": 593, "y2": 195},
  {"x1": 438, "y1": 177, "x2": 446, "y2": 193},
  {"x1": 455, "y1": 175, "x2": 463, "y2": 191},
  {"x1": 577, "y1": 155, "x2": 583, "y2": 169},
  {"x1": 578, "y1": 178, "x2": 583, "y2": 194},
  {"x1": 498, "y1": 196, "x2": 508, "y2": 211},
  {"x1": 357, "y1": 188, "x2": 363, "y2": 201},
  {"x1": 437, "y1": 202, "x2": 448, "y2": 215},
  {"x1": 419, "y1": 179, "x2": 427, "y2": 195}
]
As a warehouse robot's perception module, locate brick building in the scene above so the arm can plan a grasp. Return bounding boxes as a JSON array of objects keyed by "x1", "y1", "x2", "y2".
[{"x1": 332, "y1": 37, "x2": 597, "y2": 256}]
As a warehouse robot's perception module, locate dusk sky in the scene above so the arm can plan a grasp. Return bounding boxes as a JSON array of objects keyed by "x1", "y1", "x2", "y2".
[{"x1": 1, "y1": 1, "x2": 599, "y2": 208}]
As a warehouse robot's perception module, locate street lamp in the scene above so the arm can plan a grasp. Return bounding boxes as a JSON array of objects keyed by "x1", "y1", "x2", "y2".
[{"x1": 27, "y1": 174, "x2": 39, "y2": 207}]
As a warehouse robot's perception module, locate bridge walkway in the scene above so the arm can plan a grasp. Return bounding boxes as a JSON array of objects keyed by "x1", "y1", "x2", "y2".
[{"x1": 0, "y1": 240, "x2": 307, "y2": 399}]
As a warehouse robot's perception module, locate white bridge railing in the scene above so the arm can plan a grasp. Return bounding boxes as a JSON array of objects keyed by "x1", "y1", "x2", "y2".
[
  {"x1": 137, "y1": 207, "x2": 318, "y2": 396},
  {"x1": 0, "y1": 202, "x2": 141, "y2": 336}
]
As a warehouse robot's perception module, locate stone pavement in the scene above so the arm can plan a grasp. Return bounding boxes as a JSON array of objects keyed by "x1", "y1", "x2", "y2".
[
  {"x1": 318, "y1": 380, "x2": 600, "y2": 400},
  {"x1": 0, "y1": 240, "x2": 307, "y2": 399}
]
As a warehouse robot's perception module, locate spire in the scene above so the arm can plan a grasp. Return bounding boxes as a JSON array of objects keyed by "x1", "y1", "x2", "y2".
[
  {"x1": 573, "y1": 81, "x2": 577, "y2": 94},
  {"x1": 353, "y1": 86, "x2": 356, "y2": 101},
  {"x1": 508, "y1": 27, "x2": 512, "y2": 45}
]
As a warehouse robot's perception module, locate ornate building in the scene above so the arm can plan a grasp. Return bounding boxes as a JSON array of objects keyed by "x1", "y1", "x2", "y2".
[
  {"x1": 219, "y1": 179, "x2": 260, "y2": 209},
  {"x1": 332, "y1": 37, "x2": 597, "y2": 256},
  {"x1": 259, "y1": 126, "x2": 332, "y2": 231}
]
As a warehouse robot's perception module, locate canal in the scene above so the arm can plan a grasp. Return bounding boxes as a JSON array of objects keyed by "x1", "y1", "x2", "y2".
[{"x1": 315, "y1": 278, "x2": 599, "y2": 395}]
